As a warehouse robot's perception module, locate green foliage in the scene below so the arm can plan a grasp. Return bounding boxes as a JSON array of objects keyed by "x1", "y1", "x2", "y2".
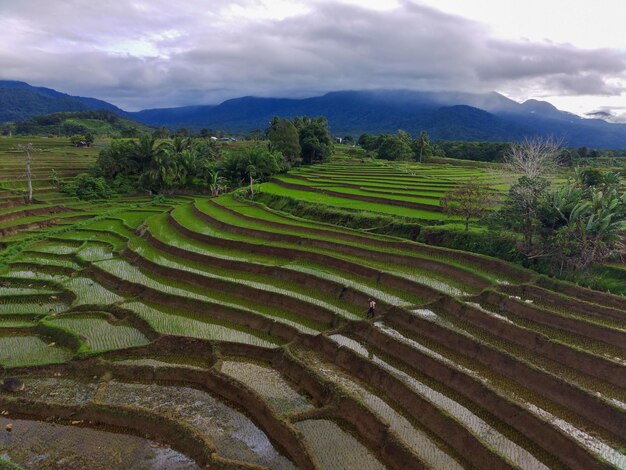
[
  {"x1": 221, "y1": 145, "x2": 282, "y2": 190},
  {"x1": 61, "y1": 173, "x2": 114, "y2": 200},
  {"x1": 359, "y1": 130, "x2": 433, "y2": 162},
  {"x1": 357, "y1": 133, "x2": 378, "y2": 151},
  {"x1": 154, "y1": 126, "x2": 170, "y2": 138},
  {"x1": 496, "y1": 169, "x2": 625, "y2": 273},
  {"x1": 376, "y1": 134, "x2": 414, "y2": 161},
  {"x1": 69, "y1": 134, "x2": 86, "y2": 146},
  {"x1": 574, "y1": 167, "x2": 622, "y2": 191},
  {"x1": 8, "y1": 110, "x2": 150, "y2": 137},
  {"x1": 94, "y1": 139, "x2": 136, "y2": 179},
  {"x1": 50, "y1": 168, "x2": 61, "y2": 189},
  {"x1": 294, "y1": 116, "x2": 334, "y2": 164},
  {"x1": 92, "y1": 133, "x2": 292, "y2": 194},
  {"x1": 498, "y1": 176, "x2": 551, "y2": 253},
  {"x1": 418, "y1": 225, "x2": 524, "y2": 264},
  {"x1": 544, "y1": 180, "x2": 625, "y2": 270},
  {"x1": 267, "y1": 117, "x2": 301, "y2": 167},
  {"x1": 436, "y1": 141, "x2": 510, "y2": 162}
]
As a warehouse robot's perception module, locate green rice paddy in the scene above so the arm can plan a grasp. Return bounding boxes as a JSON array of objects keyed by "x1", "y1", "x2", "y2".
[{"x1": 0, "y1": 144, "x2": 624, "y2": 469}]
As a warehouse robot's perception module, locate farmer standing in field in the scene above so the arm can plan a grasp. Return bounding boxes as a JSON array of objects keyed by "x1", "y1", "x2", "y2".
[{"x1": 367, "y1": 298, "x2": 376, "y2": 318}]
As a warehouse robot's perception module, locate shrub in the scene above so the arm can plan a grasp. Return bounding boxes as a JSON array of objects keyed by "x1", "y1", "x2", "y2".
[
  {"x1": 62, "y1": 173, "x2": 114, "y2": 200},
  {"x1": 417, "y1": 225, "x2": 525, "y2": 264}
]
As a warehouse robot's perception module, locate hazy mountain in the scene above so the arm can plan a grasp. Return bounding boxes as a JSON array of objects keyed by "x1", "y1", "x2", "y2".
[
  {"x1": 130, "y1": 90, "x2": 626, "y2": 148},
  {"x1": 0, "y1": 80, "x2": 125, "y2": 123},
  {"x1": 3, "y1": 81, "x2": 626, "y2": 148}
]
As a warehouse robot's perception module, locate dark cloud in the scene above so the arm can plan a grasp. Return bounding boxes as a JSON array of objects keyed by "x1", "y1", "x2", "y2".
[{"x1": 1, "y1": 0, "x2": 625, "y2": 110}]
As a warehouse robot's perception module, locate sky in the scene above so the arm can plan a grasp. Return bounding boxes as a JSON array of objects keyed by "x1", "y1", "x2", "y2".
[{"x1": 1, "y1": 0, "x2": 625, "y2": 120}]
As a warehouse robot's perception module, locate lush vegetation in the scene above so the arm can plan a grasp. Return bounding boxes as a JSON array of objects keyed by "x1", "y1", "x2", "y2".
[
  {"x1": 358, "y1": 131, "x2": 434, "y2": 162},
  {"x1": 0, "y1": 135, "x2": 624, "y2": 469},
  {"x1": 83, "y1": 115, "x2": 334, "y2": 196},
  {"x1": 1, "y1": 110, "x2": 151, "y2": 138}
]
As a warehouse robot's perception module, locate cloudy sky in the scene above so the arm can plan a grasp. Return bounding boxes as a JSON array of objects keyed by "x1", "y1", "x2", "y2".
[{"x1": 1, "y1": 0, "x2": 625, "y2": 120}]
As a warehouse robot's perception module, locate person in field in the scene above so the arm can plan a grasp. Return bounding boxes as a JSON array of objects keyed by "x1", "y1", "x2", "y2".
[{"x1": 367, "y1": 298, "x2": 376, "y2": 318}]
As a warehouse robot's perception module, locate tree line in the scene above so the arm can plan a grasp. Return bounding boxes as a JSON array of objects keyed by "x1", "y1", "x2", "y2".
[
  {"x1": 357, "y1": 131, "x2": 434, "y2": 162},
  {"x1": 357, "y1": 131, "x2": 626, "y2": 164},
  {"x1": 62, "y1": 115, "x2": 333, "y2": 200}
]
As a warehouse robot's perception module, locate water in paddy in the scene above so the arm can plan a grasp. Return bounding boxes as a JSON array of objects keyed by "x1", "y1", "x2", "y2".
[
  {"x1": 18, "y1": 377, "x2": 98, "y2": 404},
  {"x1": 304, "y1": 350, "x2": 463, "y2": 469},
  {"x1": 328, "y1": 334, "x2": 548, "y2": 469},
  {"x1": 101, "y1": 381, "x2": 295, "y2": 469},
  {"x1": 294, "y1": 419, "x2": 385, "y2": 470},
  {"x1": 220, "y1": 360, "x2": 313, "y2": 416},
  {"x1": 0, "y1": 417, "x2": 199, "y2": 469},
  {"x1": 48, "y1": 314, "x2": 149, "y2": 352},
  {"x1": 121, "y1": 301, "x2": 280, "y2": 348},
  {"x1": 0, "y1": 335, "x2": 72, "y2": 368},
  {"x1": 111, "y1": 357, "x2": 208, "y2": 370}
]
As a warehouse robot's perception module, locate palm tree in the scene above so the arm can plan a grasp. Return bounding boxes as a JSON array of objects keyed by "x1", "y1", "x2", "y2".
[
  {"x1": 171, "y1": 136, "x2": 192, "y2": 153},
  {"x1": 130, "y1": 134, "x2": 163, "y2": 173},
  {"x1": 144, "y1": 150, "x2": 179, "y2": 192}
]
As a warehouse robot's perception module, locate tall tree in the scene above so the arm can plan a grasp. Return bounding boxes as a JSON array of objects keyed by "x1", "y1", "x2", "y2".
[
  {"x1": 499, "y1": 136, "x2": 564, "y2": 254},
  {"x1": 504, "y1": 136, "x2": 562, "y2": 179},
  {"x1": 376, "y1": 134, "x2": 413, "y2": 161},
  {"x1": 412, "y1": 131, "x2": 431, "y2": 163},
  {"x1": 357, "y1": 133, "x2": 378, "y2": 151},
  {"x1": 130, "y1": 134, "x2": 166, "y2": 173},
  {"x1": 500, "y1": 176, "x2": 550, "y2": 253},
  {"x1": 294, "y1": 116, "x2": 334, "y2": 165},
  {"x1": 84, "y1": 132, "x2": 94, "y2": 147},
  {"x1": 267, "y1": 117, "x2": 301, "y2": 167}
]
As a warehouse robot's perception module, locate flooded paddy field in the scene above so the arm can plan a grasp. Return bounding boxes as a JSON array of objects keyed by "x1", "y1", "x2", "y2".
[{"x1": 0, "y1": 159, "x2": 625, "y2": 469}]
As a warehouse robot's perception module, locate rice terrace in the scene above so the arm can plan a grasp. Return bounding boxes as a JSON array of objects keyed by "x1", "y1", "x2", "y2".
[
  {"x1": 0, "y1": 131, "x2": 623, "y2": 470},
  {"x1": 1, "y1": 1, "x2": 626, "y2": 469}
]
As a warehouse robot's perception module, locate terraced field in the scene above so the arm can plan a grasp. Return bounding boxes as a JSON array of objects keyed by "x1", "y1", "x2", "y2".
[
  {"x1": 1, "y1": 157, "x2": 624, "y2": 469},
  {"x1": 261, "y1": 160, "x2": 511, "y2": 223}
]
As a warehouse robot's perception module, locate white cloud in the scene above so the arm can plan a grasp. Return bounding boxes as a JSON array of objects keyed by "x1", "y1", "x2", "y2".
[{"x1": 0, "y1": 0, "x2": 625, "y2": 114}]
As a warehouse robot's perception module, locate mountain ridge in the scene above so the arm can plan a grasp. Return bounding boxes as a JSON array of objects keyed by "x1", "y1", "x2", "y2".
[
  {"x1": 2, "y1": 80, "x2": 626, "y2": 147},
  {"x1": 0, "y1": 80, "x2": 125, "y2": 123}
]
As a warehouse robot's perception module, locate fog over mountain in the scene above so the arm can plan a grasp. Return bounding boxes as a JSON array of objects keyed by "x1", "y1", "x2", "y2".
[
  {"x1": 1, "y1": 1, "x2": 625, "y2": 117},
  {"x1": 4, "y1": 80, "x2": 626, "y2": 148}
]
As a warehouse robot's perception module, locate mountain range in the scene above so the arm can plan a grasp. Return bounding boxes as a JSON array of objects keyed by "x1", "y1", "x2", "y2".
[
  {"x1": 0, "y1": 80, "x2": 124, "y2": 123},
  {"x1": 2, "y1": 80, "x2": 626, "y2": 148}
]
